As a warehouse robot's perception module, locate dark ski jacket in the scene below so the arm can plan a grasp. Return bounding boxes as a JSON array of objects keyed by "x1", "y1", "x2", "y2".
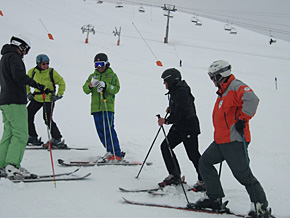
[
  {"x1": 165, "y1": 80, "x2": 201, "y2": 133},
  {"x1": 0, "y1": 44, "x2": 38, "y2": 105}
]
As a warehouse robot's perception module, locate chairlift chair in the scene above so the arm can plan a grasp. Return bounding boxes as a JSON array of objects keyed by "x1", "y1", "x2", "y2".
[
  {"x1": 269, "y1": 31, "x2": 277, "y2": 44},
  {"x1": 191, "y1": 16, "x2": 198, "y2": 23},
  {"x1": 269, "y1": 37, "x2": 276, "y2": 45},
  {"x1": 139, "y1": 5, "x2": 145, "y2": 13},
  {"x1": 230, "y1": 27, "x2": 237, "y2": 34},
  {"x1": 97, "y1": 1, "x2": 103, "y2": 3},
  {"x1": 195, "y1": 19, "x2": 202, "y2": 26},
  {"x1": 116, "y1": 2, "x2": 123, "y2": 8},
  {"x1": 224, "y1": 23, "x2": 231, "y2": 31}
]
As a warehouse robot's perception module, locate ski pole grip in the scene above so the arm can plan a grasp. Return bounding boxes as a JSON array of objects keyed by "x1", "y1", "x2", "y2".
[{"x1": 156, "y1": 114, "x2": 161, "y2": 119}]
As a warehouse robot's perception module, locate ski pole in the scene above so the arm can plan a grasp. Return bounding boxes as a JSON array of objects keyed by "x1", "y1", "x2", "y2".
[
  {"x1": 42, "y1": 92, "x2": 56, "y2": 187},
  {"x1": 136, "y1": 112, "x2": 169, "y2": 179},
  {"x1": 218, "y1": 162, "x2": 222, "y2": 178},
  {"x1": 100, "y1": 92, "x2": 116, "y2": 159},
  {"x1": 157, "y1": 114, "x2": 190, "y2": 204},
  {"x1": 242, "y1": 133, "x2": 258, "y2": 217}
]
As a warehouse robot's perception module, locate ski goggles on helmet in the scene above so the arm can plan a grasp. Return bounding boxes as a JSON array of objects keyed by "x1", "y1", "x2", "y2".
[
  {"x1": 209, "y1": 73, "x2": 223, "y2": 82},
  {"x1": 95, "y1": 61, "x2": 106, "y2": 68}
]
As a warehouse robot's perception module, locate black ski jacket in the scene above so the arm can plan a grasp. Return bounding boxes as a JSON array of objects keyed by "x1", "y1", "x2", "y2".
[
  {"x1": 165, "y1": 80, "x2": 201, "y2": 133},
  {"x1": 0, "y1": 44, "x2": 38, "y2": 105}
]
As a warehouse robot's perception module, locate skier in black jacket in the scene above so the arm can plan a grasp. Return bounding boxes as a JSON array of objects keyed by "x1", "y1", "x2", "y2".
[
  {"x1": 0, "y1": 35, "x2": 45, "y2": 179},
  {"x1": 157, "y1": 68, "x2": 204, "y2": 191}
]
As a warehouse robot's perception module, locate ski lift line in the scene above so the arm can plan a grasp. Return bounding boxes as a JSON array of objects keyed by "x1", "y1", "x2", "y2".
[
  {"x1": 39, "y1": 19, "x2": 50, "y2": 33},
  {"x1": 132, "y1": 22, "x2": 162, "y2": 67},
  {"x1": 177, "y1": 7, "x2": 290, "y2": 34},
  {"x1": 187, "y1": 12, "x2": 290, "y2": 36},
  {"x1": 172, "y1": 43, "x2": 180, "y2": 60}
]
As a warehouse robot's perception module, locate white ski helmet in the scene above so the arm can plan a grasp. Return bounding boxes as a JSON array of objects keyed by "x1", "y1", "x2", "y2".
[
  {"x1": 10, "y1": 34, "x2": 31, "y2": 54},
  {"x1": 208, "y1": 60, "x2": 231, "y2": 82}
]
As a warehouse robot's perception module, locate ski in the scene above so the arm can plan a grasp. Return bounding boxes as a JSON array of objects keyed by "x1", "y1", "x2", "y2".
[
  {"x1": 58, "y1": 158, "x2": 100, "y2": 167},
  {"x1": 97, "y1": 161, "x2": 153, "y2": 166},
  {"x1": 119, "y1": 187, "x2": 160, "y2": 193},
  {"x1": 26, "y1": 145, "x2": 88, "y2": 150},
  {"x1": 38, "y1": 168, "x2": 80, "y2": 178},
  {"x1": 11, "y1": 172, "x2": 91, "y2": 183},
  {"x1": 122, "y1": 197, "x2": 245, "y2": 217}
]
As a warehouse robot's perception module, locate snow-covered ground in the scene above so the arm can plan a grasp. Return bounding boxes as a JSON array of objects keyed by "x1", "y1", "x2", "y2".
[{"x1": 0, "y1": 0, "x2": 290, "y2": 217}]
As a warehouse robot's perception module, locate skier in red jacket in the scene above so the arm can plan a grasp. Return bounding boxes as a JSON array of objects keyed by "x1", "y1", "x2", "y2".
[{"x1": 189, "y1": 60, "x2": 273, "y2": 218}]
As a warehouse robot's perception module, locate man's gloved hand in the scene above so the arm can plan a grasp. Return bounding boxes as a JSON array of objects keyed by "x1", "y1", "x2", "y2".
[
  {"x1": 235, "y1": 119, "x2": 246, "y2": 134},
  {"x1": 50, "y1": 95, "x2": 63, "y2": 102},
  {"x1": 96, "y1": 81, "x2": 106, "y2": 93},
  {"x1": 37, "y1": 83, "x2": 45, "y2": 92},
  {"x1": 27, "y1": 93, "x2": 34, "y2": 101},
  {"x1": 90, "y1": 77, "x2": 99, "y2": 88}
]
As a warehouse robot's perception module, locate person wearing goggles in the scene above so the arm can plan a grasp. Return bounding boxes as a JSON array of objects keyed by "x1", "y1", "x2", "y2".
[
  {"x1": 0, "y1": 35, "x2": 45, "y2": 179},
  {"x1": 83, "y1": 53, "x2": 124, "y2": 163},
  {"x1": 191, "y1": 60, "x2": 273, "y2": 217}
]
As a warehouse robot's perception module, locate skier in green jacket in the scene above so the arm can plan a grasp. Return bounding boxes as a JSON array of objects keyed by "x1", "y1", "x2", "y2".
[
  {"x1": 26, "y1": 54, "x2": 66, "y2": 148},
  {"x1": 83, "y1": 53, "x2": 123, "y2": 162}
]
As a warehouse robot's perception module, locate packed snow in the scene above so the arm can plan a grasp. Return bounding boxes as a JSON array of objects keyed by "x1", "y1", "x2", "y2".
[{"x1": 0, "y1": 0, "x2": 290, "y2": 217}]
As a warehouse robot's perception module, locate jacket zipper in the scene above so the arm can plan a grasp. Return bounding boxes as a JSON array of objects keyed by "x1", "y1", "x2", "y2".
[{"x1": 224, "y1": 112, "x2": 229, "y2": 130}]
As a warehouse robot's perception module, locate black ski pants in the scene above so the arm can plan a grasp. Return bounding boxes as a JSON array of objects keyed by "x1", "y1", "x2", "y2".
[
  {"x1": 27, "y1": 99, "x2": 62, "y2": 140},
  {"x1": 160, "y1": 127, "x2": 202, "y2": 181}
]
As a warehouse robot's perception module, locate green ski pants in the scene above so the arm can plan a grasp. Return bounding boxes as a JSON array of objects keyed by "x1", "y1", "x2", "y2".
[{"x1": 0, "y1": 104, "x2": 28, "y2": 168}]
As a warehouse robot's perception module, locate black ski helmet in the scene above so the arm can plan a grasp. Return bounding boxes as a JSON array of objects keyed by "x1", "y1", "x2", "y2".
[
  {"x1": 94, "y1": 53, "x2": 110, "y2": 68},
  {"x1": 161, "y1": 68, "x2": 182, "y2": 85}
]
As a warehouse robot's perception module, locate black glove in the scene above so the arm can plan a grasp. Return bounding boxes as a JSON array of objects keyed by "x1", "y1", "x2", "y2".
[
  {"x1": 37, "y1": 83, "x2": 45, "y2": 93},
  {"x1": 50, "y1": 95, "x2": 63, "y2": 102},
  {"x1": 27, "y1": 93, "x2": 34, "y2": 101},
  {"x1": 235, "y1": 119, "x2": 246, "y2": 134}
]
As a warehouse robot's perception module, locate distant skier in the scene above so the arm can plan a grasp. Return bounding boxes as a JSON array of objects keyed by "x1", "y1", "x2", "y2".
[
  {"x1": 82, "y1": 53, "x2": 124, "y2": 163},
  {"x1": 189, "y1": 60, "x2": 273, "y2": 217},
  {"x1": 0, "y1": 35, "x2": 45, "y2": 179},
  {"x1": 26, "y1": 54, "x2": 66, "y2": 148},
  {"x1": 157, "y1": 68, "x2": 204, "y2": 191}
]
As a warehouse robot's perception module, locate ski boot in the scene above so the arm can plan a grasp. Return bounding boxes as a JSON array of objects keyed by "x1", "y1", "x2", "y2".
[
  {"x1": 43, "y1": 138, "x2": 67, "y2": 149},
  {"x1": 158, "y1": 174, "x2": 180, "y2": 188},
  {"x1": 5, "y1": 164, "x2": 37, "y2": 180},
  {"x1": 190, "y1": 196, "x2": 223, "y2": 211},
  {"x1": 0, "y1": 168, "x2": 7, "y2": 178},
  {"x1": 27, "y1": 136, "x2": 43, "y2": 146},
  {"x1": 191, "y1": 180, "x2": 206, "y2": 192},
  {"x1": 245, "y1": 203, "x2": 275, "y2": 218}
]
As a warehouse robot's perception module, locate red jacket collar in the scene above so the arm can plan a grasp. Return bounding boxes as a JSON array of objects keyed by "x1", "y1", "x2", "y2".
[{"x1": 217, "y1": 74, "x2": 235, "y2": 96}]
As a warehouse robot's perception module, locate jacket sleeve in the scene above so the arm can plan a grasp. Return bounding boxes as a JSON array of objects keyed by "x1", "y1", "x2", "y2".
[
  {"x1": 10, "y1": 54, "x2": 38, "y2": 88},
  {"x1": 237, "y1": 85, "x2": 259, "y2": 121},
  {"x1": 83, "y1": 74, "x2": 93, "y2": 94},
  {"x1": 53, "y1": 69, "x2": 66, "y2": 96}
]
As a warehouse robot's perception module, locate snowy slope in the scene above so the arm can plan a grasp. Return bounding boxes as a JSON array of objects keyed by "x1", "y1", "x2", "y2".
[{"x1": 0, "y1": 0, "x2": 290, "y2": 217}]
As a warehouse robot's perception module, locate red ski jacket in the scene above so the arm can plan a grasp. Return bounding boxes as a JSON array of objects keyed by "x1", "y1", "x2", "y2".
[{"x1": 212, "y1": 74, "x2": 259, "y2": 144}]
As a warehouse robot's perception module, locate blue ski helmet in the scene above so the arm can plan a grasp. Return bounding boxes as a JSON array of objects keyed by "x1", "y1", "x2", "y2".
[{"x1": 36, "y1": 54, "x2": 50, "y2": 64}]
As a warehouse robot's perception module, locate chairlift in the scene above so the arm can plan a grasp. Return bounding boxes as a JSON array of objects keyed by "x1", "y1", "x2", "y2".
[
  {"x1": 139, "y1": 4, "x2": 145, "y2": 13},
  {"x1": 195, "y1": 19, "x2": 202, "y2": 26},
  {"x1": 191, "y1": 16, "x2": 198, "y2": 23},
  {"x1": 116, "y1": 2, "x2": 123, "y2": 8},
  {"x1": 224, "y1": 23, "x2": 231, "y2": 31},
  {"x1": 230, "y1": 27, "x2": 237, "y2": 34},
  {"x1": 97, "y1": 1, "x2": 103, "y2": 3},
  {"x1": 269, "y1": 31, "x2": 277, "y2": 45}
]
